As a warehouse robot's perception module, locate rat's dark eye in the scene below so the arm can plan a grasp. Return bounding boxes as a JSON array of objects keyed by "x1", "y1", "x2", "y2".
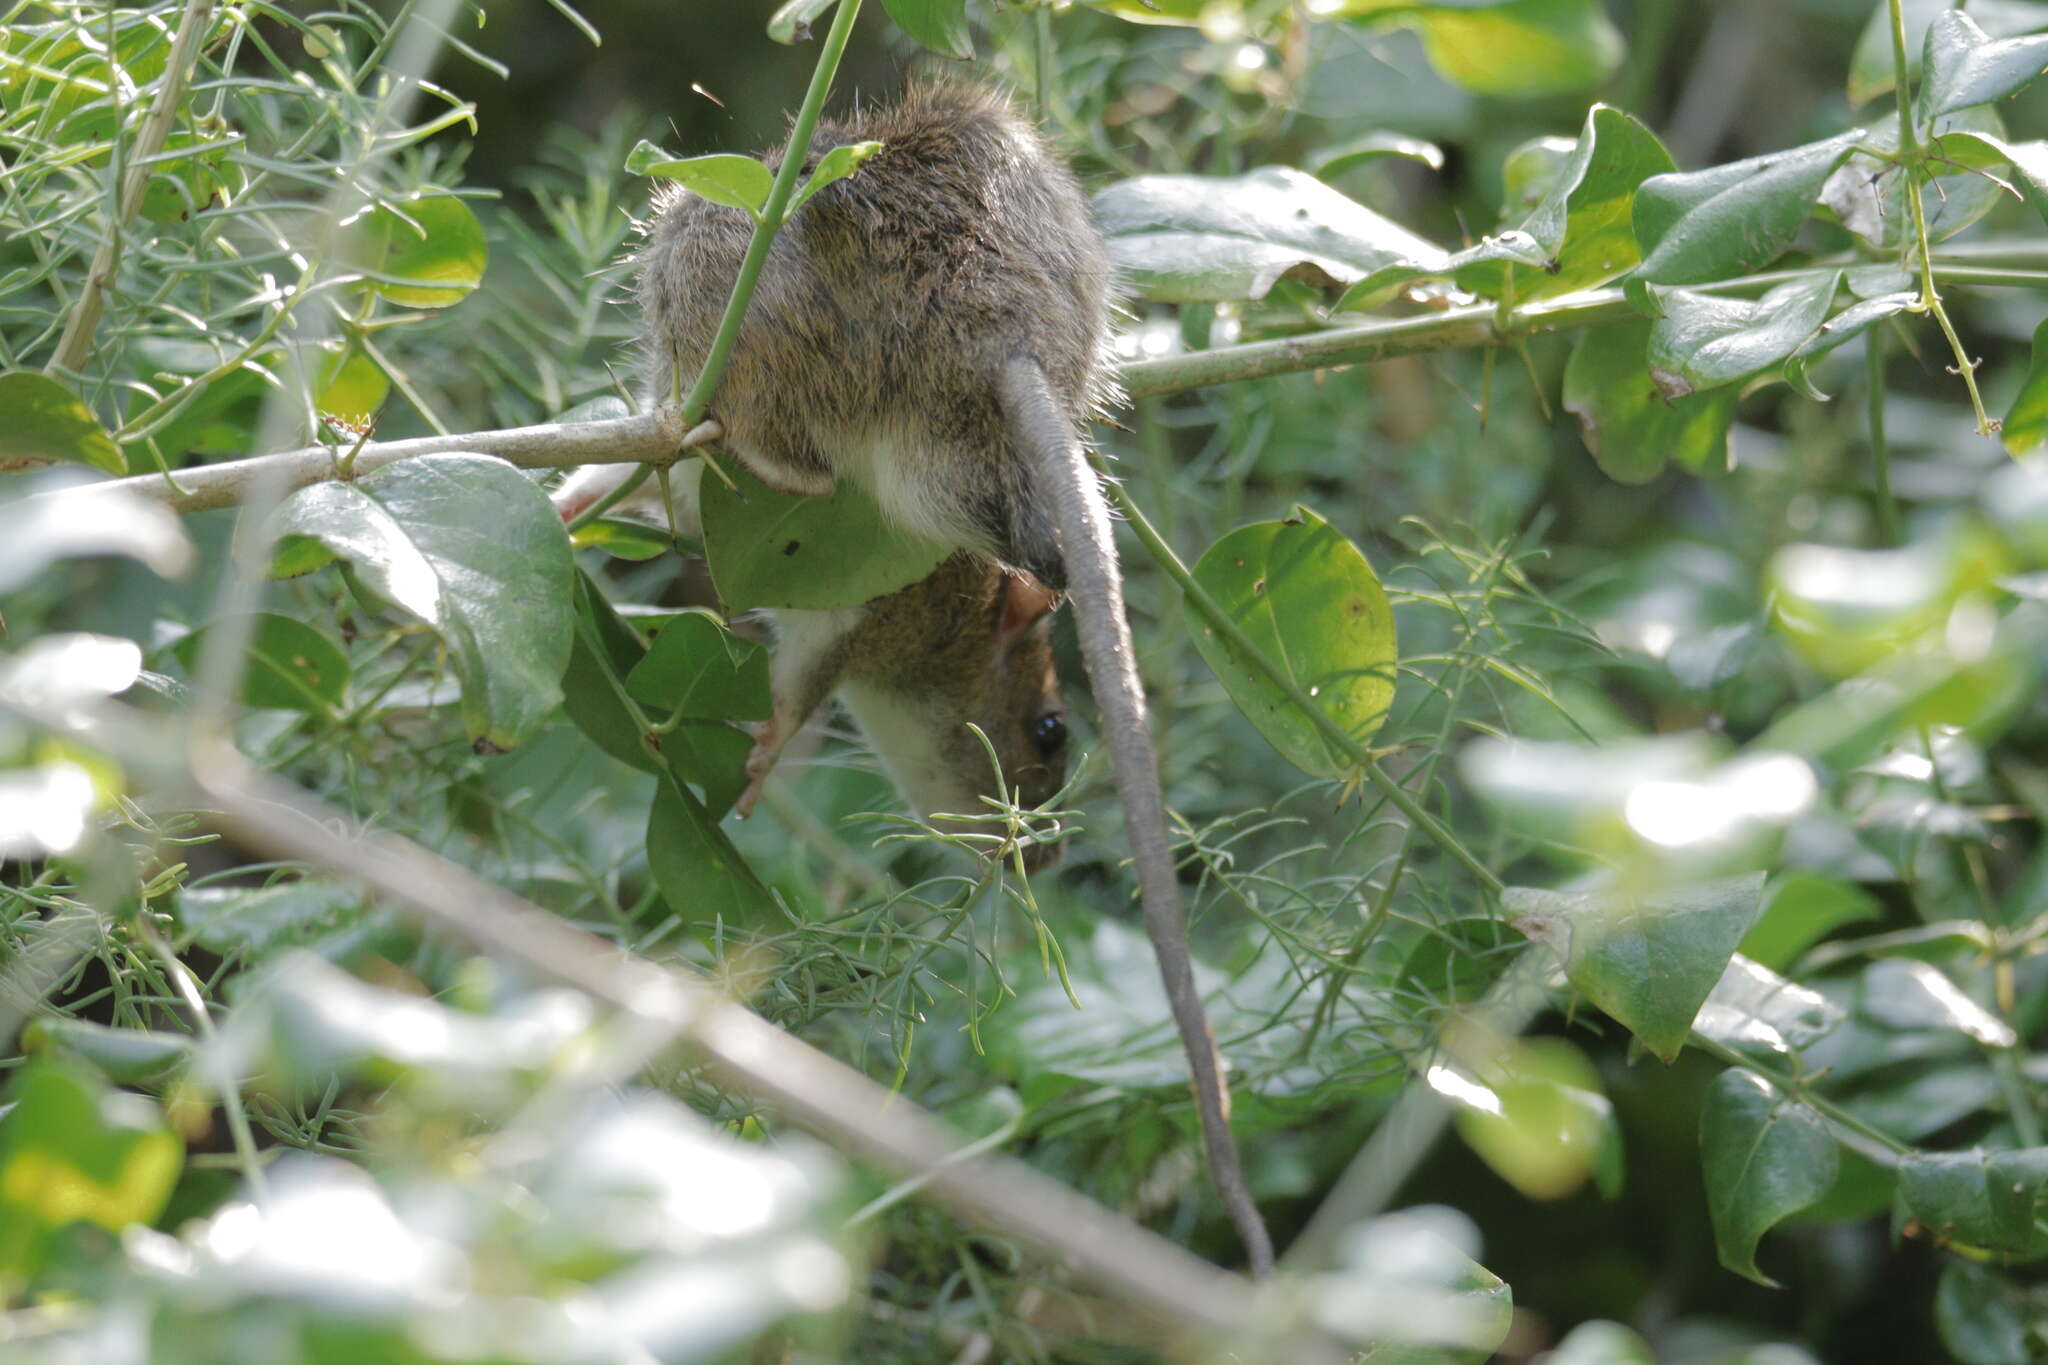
[{"x1": 1031, "y1": 711, "x2": 1067, "y2": 760}]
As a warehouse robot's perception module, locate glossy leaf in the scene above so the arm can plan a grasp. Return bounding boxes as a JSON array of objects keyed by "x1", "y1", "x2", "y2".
[
  {"x1": 1440, "y1": 1035, "x2": 1621, "y2": 1201},
  {"x1": 1185, "y1": 508, "x2": 1396, "y2": 780},
  {"x1": 0, "y1": 371, "x2": 124, "y2": 474},
  {"x1": 172, "y1": 612, "x2": 350, "y2": 713},
  {"x1": 1644, "y1": 273, "x2": 1840, "y2": 399},
  {"x1": 342, "y1": 195, "x2": 488, "y2": 308},
  {"x1": 1738, "y1": 873, "x2": 1884, "y2": 970},
  {"x1": 1897, "y1": 1147, "x2": 2048, "y2": 1258},
  {"x1": 1699, "y1": 1069, "x2": 1839, "y2": 1286},
  {"x1": 179, "y1": 878, "x2": 370, "y2": 955},
  {"x1": 269, "y1": 455, "x2": 574, "y2": 750},
  {"x1": 1859, "y1": 958, "x2": 2017, "y2": 1048},
  {"x1": 1846, "y1": 0, "x2": 2048, "y2": 106},
  {"x1": 1932, "y1": 128, "x2": 2048, "y2": 228},
  {"x1": 1507, "y1": 872, "x2": 1768, "y2": 1062},
  {"x1": 1767, "y1": 525, "x2": 2008, "y2": 677},
  {"x1": 647, "y1": 779, "x2": 778, "y2": 930},
  {"x1": 1784, "y1": 291, "x2": 1917, "y2": 400},
  {"x1": 1999, "y1": 316, "x2": 2048, "y2": 457},
  {"x1": 1094, "y1": 166, "x2": 1447, "y2": 303},
  {"x1": 1921, "y1": 9, "x2": 2048, "y2": 117},
  {"x1": 700, "y1": 461, "x2": 950, "y2": 611},
  {"x1": 0, "y1": 1061, "x2": 182, "y2": 1280},
  {"x1": 1562, "y1": 322, "x2": 1736, "y2": 483},
  {"x1": 1309, "y1": 132, "x2": 1445, "y2": 178},
  {"x1": 625, "y1": 608, "x2": 771, "y2": 722},
  {"x1": 624, "y1": 144, "x2": 774, "y2": 215},
  {"x1": 881, "y1": 0, "x2": 971, "y2": 59},
  {"x1": 1633, "y1": 130, "x2": 1865, "y2": 286},
  {"x1": 1691, "y1": 954, "x2": 1846, "y2": 1061},
  {"x1": 785, "y1": 140, "x2": 884, "y2": 217}
]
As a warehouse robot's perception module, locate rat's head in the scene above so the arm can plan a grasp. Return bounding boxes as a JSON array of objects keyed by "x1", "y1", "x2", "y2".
[{"x1": 838, "y1": 557, "x2": 1069, "y2": 869}]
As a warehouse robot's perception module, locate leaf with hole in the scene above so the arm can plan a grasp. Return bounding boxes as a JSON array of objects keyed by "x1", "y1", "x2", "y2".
[
  {"x1": 1507, "y1": 873, "x2": 1767, "y2": 1063},
  {"x1": 1185, "y1": 508, "x2": 1395, "y2": 781},
  {"x1": 268, "y1": 454, "x2": 573, "y2": 750},
  {"x1": 342, "y1": 195, "x2": 488, "y2": 308},
  {"x1": 700, "y1": 462, "x2": 951, "y2": 611},
  {"x1": 172, "y1": 612, "x2": 349, "y2": 713},
  {"x1": 1699, "y1": 1069, "x2": 1839, "y2": 1286}
]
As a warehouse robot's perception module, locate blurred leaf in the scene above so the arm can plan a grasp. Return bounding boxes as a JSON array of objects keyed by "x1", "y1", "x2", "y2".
[
  {"x1": 179, "y1": 879, "x2": 371, "y2": 956},
  {"x1": 1767, "y1": 525, "x2": 2008, "y2": 677},
  {"x1": 1345, "y1": 0, "x2": 1623, "y2": 97},
  {"x1": 1185, "y1": 508, "x2": 1395, "y2": 780},
  {"x1": 1316, "y1": 1207, "x2": 1513, "y2": 1359},
  {"x1": 1562, "y1": 322, "x2": 1736, "y2": 483},
  {"x1": 1859, "y1": 958, "x2": 2016, "y2": 1047},
  {"x1": 24, "y1": 1018, "x2": 192, "y2": 1087},
  {"x1": 882, "y1": 0, "x2": 971, "y2": 58},
  {"x1": 0, "y1": 372, "x2": 124, "y2": 474},
  {"x1": 1898, "y1": 1147, "x2": 2048, "y2": 1258},
  {"x1": 1692, "y1": 954, "x2": 1846, "y2": 1061},
  {"x1": 1822, "y1": 107, "x2": 2009, "y2": 251},
  {"x1": 0, "y1": 760, "x2": 101, "y2": 857},
  {"x1": 0, "y1": 632, "x2": 142, "y2": 711},
  {"x1": 1645, "y1": 274, "x2": 1840, "y2": 399},
  {"x1": 625, "y1": 609, "x2": 770, "y2": 722},
  {"x1": 647, "y1": 779, "x2": 778, "y2": 930},
  {"x1": 1633, "y1": 129, "x2": 1864, "y2": 286},
  {"x1": 1999, "y1": 317, "x2": 2048, "y2": 458},
  {"x1": 1438, "y1": 1034, "x2": 1621, "y2": 1201},
  {"x1": 0, "y1": 1061, "x2": 182, "y2": 1281},
  {"x1": 624, "y1": 145, "x2": 773, "y2": 215},
  {"x1": 1920, "y1": 9, "x2": 2048, "y2": 117},
  {"x1": 786, "y1": 139, "x2": 884, "y2": 217},
  {"x1": 1542, "y1": 1321, "x2": 1655, "y2": 1365},
  {"x1": 767, "y1": 0, "x2": 836, "y2": 43},
  {"x1": 1699, "y1": 1069, "x2": 1839, "y2": 1286},
  {"x1": 1935, "y1": 1260, "x2": 2047, "y2": 1365},
  {"x1": 1094, "y1": 166, "x2": 1448, "y2": 303},
  {"x1": 1846, "y1": 0, "x2": 2048, "y2": 106},
  {"x1": 343, "y1": 195, "x2": 488, "y2": 308},
  {"x1": 0, "y1": 486, "x2": 191, "y2": 594},
  {"x1": 268, "y1": 455, "x2": 574, "y2": 750},
  {"x1": 1309, "y1": 132, "x2": 1445, "y2": 178},
  {"x1": 1738, "y1": 874, "x2": 1884, "y2": 970},
  {"x1": 1507, "y1": 873, "x2": 1767, "y2": 1062},
  {"x1": 172, "y1": 613, "x2": 349, "y2": 713},
  {"x1": 700, "y1": 461, "x2": 950, "y2": 611}
]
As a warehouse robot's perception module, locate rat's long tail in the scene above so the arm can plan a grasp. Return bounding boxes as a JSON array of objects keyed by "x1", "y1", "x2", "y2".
[{"x1": 999, "y1": 354, "x2": 1276, "y2": 1278}]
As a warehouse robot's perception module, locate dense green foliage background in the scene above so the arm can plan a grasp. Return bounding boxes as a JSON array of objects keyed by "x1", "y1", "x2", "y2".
[{"x1": 8, "y1": 0, "x2": 2048, "y2": 1361}]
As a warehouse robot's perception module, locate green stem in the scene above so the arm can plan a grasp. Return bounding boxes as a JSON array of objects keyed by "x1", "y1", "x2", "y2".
[
  {"x1": 1102, "y1": 479, "x2": 1503, "y2": 895},
  {"x1": 1866, "y1": 326, "x2": 1901, "y2": 545},
  {"x1": 138, "y1": 919, "x2": 268, "y2": 1199},
  {"x1": 1693, "y1": 1035, "x2": 1907, "y2": 1162}
]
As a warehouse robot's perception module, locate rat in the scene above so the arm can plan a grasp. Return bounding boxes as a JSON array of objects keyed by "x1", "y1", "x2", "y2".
[{"x1": 581, "y1": 79, "x2": 1274, "y2": 1273}]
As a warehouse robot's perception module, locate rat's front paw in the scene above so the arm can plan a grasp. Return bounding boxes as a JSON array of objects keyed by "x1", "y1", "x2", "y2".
[{"x1": 734, "y1": 718, "x2": 782, "y2": 818}]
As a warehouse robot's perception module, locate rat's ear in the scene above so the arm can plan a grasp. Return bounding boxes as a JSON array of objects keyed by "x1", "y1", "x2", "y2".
[{"x1": 996, "y1": 571, "x2": 1060, "y2": 648}]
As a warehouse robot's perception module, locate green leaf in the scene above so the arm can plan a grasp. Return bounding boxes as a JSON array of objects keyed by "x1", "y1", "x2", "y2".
[
  {"x1": 625, "y1": 608, "x2": 771, "y2": 722},
  {"x1": 0, "y1": 1061, "x2": 182, "y2": 1281},
  {"x1": 23, "y1": 1018, "x2": 192, "y2": 1087},
  {"x1": 1738, "y1": 873, "x2": 1884, "y2": 970},
  {"x1": 1441, "y1": 1035, "x2": 1622, "y2": 1201},
  {"x1": 1860, "y1": 958, "x2": 2017, "y2": 1048},
  {"x1": 268, "y1": 455, "x2": 574, "y2": 750},
  {"x1": 1767, "y1": 524, "x2": 2009, "y2": 677},
  {"x1": 1644, "y1": 273, "x2": 1840, "y2": 400},
  {"x1": 0, "y1": 372, "x2": 124, "y2": 474},
  {"x1": 313, "y1": 342, "x2": 390, "y2": 420},
  {"x1": 1698, "y1": 1069, "x2": 1839, "y2": 1286},
  {"x1": 1633, "y1": 129, "x2": 1865, "y2": 286},
  {"x1": 172, "y1": 612, "x2": 350, "y2": 713},
  {"x1": 179, "y1": 878, "x2": 370, "y2": 955},
  {"x1": 1308, "y1": 132, "x2": 1445, "y2": 179},
  {"x1": 1931, "y1": 129, "x2": 2048, "y2": 230},
  {"x1": 2000, "y1": 316, "x2": 2048, "y2": 456},
  {"x1": 1184, "y1": 508, "x2": 1395, "y2": 781},
  {"x1": 572, "y1": 518, "x2": 674, "y2": 561},
  {"x1": 624, "y1": 145, "x2": 774, "y2": 215},
  {"x1": 1350, "y1": 0, "x2": 1623, "y2": 97},
  {"x1": 1822, "y1": 107, "x2": 2010, "y2": 251},
  {"x1": 0, "y1": 486, "x2": 191, "y2": 596},
  {"x1": 1898, "y1": 1146, "x2": 2048, "y2": 1258},
  {"x1": 700, "y1": 461, "x2": 951, "y2": 611},
  {"x1": 1935, "y1": 1260, "x2": 2047, "y2": 1365},
  {"x1": 1093, "y1": 166, "x2": 1449, "y2": 304},
  {"x1": 1784, "y1": 291, "x2": 1917, "y2": 400},
  {"x1": 786, "y1": 140, "x2": 884, "y2": 217},
  {"x1": 1507, "y1": 872, "x2": 1767, "y2": 1062},
  {"x1": 1318, "y1": 1208, "x2": 1514, "y2": 1360},
  {"x1": 647, "y1": 778, "x2": 778, "y2": 931},
  {"x1": 1846, "y1": 0, "x2": 2048, "y2": 106},
  {"x1": 881, "y1": 0, "x2": 972, "y2": 59},
  {"x1": 342, "y1": 195, "x2": 488, "y2": 308},
  {"x1": 1542, "y1": 1322, "x2": 1655, "y2": 1365},
  {"x1": 767, "y1": 0, "x2": 837, "y2": 43},
  {"x1": 1562, "y1": 322, "x2": 1736, "y2": 483},
  {"x1": 1921, "y1": 9, "x2": 2048, "y2": 117},
  {"x1": 1692, "y1": 954, "x2": 1846, "y2": 1062}
]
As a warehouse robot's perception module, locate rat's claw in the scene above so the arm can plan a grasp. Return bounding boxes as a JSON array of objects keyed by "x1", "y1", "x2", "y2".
[{"x1": 733, "y1": 718, "x2": 782, "y2": 818}]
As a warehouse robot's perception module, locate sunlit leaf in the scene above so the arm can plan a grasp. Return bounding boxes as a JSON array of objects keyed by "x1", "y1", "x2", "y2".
[
  {"x1": 1309, "y1": 132, "x2": 1445, "y2": 179},
  {"x1": 342, "y1": 195, "x2": 488, "y2": 308},
  {"x1": 1859, "y1": 958, "x2": 2016, "y2": 1048},
  {"x1": 268, "y1": 455, "x2": 573, "y2": 750},
  {"x1": 0, "y1": 760, "x2": 101, "y2": 857},
  {"x1": 172, "y1": 612, "x2": 349, "y2": 713},
  {"x1": 1094, "y1": 166, "x2": 1448, "y2": 303},
  {"x1": 1345, "y1": 0, "x2": 1623, "y2": 97},
  {"x1": 1543, "y1": 1321, "x2": 1655, "y2": 1365},
  {"x1": 1562, "y1": 322, "x2": 1736, "y2": 483},
  {"x1": 700, "y1": 462, "x2": 950, "y2": 611},
  {"x1": 624, "y1": 144, "x2": 773, "y2": 214},
  {"x1": 785, "y1": 140, "x2": 884, "y2": 217},
  {"x1": 0, "y1": 372, "x2": 124, "y2": 474},
  {"x1": 1767, "y1": 525, "x2": 2009, "y2": 677},
  {"x1": 1699, "y1": 1069, "x2": 1839, "y2": 1286},
  {"x1": 1312, "y1": 1207, "x2": 1514, "y2": 1357},
  {"x1": 0, "y1": 632, "x2": 142, "y2": 712},
  {"x1": 1507, "y1": 873, "x2": 1768, "y2": 1062},
  {"x1": 23, "y1": 1018, "x2": 191, "y2": 1087},
  {"x1": 1634, "y1": 129, "x2": 1864, "y2": 286},
  {"x1": 1439, "y1": 1033, "x2": 1621, "y2": 1201},
  {"x1": 1185, "y1": 508, "x2": 1395, "y2": 780},
  {"x1": 1691, "y1": 953, "x2": 1846, "y2": 1061},
  {"x1": 1738, "y1": 873, "x2": 1884, "y2": 970},
  {"x1": 178, "y1": 878, "x2": 372, "y2": 956}
]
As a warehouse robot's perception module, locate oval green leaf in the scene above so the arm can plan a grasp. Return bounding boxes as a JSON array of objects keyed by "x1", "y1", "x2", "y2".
[
  {"x1": 1562, "y1": 322, "x2": 1736, "y2": 484},
  {"x1": 0, "y1": 371, "x2": 124, "y2": 474},
  {"x1": 700, "y1": 462, "x2": 951, "y2": 611},
  {"x1": 1184, "y1": 508, "x2": 1395, "y2": 781},
  {"x1": 1921, "y1": 9, "x2": 2048, "y2": 117},
  {"x1": 1699, "y1": 1069, "x2": 1840, "y2": 1286},
  {"x1": 343, "y1": 195, "x2": 488, "y2": 308},
  {"x1": 1898, "y1": 1147, "x2": 2048, "y2": 1259},
  {"x1": 786, "y1": 140, "x2": 884, "y2": 218},
  {"x1": 625, "y1": 608, "x2": 771, "y2": 722},
  {"x1": 268, "y1": 454, "x2": 573, "y2": 750},
  {"x1": 172, "y1": 611, "x2": 350, "y2": 713},
  {"x1": 1999, "y1": 316, "x2": 2048, "y2": 457},
  {"x1": 1645, "y1": 273, "x2": 1840, "y2": 399},
  {"x1": 623, "y1": 145, "x2": 773, "y2": 215},
  {"x1": 1634, "y1": 129, "x2": 1865, "y2": 286},
  {"x1": 648, "y1": 778, "x2": 778, "y2": 931},
  {"x1": 881, "y1": 0, "x2": 972, "y2": 59},
  {"x1": 1401, "y1": 0, "x2": 1625, "y2": 97}
]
